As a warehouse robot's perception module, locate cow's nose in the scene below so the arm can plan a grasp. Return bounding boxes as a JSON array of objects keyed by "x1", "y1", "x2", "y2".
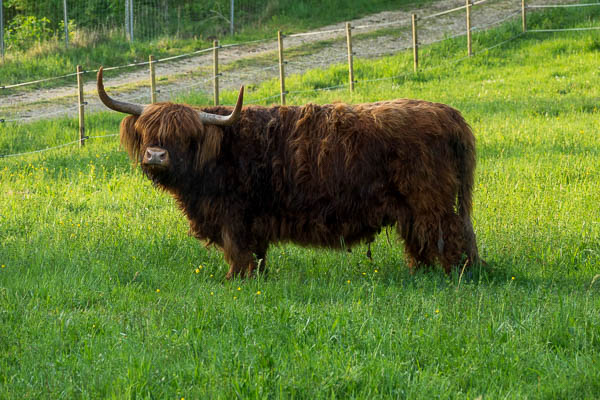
[{"x1": 143, "y1": 147, "x2": 169, "y2": 167}]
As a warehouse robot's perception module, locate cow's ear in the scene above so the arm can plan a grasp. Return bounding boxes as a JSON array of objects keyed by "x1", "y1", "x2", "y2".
[
  {"x1": 196, "y1": 124, "x2": 223, "y2": 169},
  {"x1": 120, "y1": 115, "x2": 142, "y2": 163}
]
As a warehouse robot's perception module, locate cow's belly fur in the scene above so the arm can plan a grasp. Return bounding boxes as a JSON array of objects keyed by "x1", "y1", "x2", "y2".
[{"x1": 255, "y1": 194, "x2": 403, "y2": 248}]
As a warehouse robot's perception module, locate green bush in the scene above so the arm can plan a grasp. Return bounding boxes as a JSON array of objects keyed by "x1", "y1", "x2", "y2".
[{"x1": 5, "y1": 15, "x2": 54, "y2": 51}]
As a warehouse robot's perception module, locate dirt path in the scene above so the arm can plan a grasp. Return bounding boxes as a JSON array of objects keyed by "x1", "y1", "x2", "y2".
[{"x1": 0, "y1": 0, "x2": 574, "y2": 121}]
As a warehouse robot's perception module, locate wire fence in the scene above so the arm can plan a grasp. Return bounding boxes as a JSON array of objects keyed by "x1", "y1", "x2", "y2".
[
  {"x1": 1, "y1": 0, "x2": 598, "y2": 159},
  {"x1": 0, "y1": 0, "x2": 527, "y2": 90}
]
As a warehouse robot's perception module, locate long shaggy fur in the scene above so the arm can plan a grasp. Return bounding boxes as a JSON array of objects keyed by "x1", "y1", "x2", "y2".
[{"x1": 119, "y1": 98, "x2": 480, "y2": 278}]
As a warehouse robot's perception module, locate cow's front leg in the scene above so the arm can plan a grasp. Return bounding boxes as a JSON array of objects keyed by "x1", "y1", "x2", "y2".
[
  {"x1": 222, "y1": 229, "x2": 268, "y2": 279},
  {"x1": 222, "y1": 229, "x2": 253, "y2": 279}
]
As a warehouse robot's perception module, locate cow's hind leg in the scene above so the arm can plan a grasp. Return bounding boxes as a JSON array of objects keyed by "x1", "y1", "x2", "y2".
[
  {"x1": 463, "y1": 216, "x2": 483, "y2": 267},
  {"x1": 395, "y1": 210, "x2": 435, "y2": 271},
  {"x1": 436, "y1": 212, "x2": 465, "y2": 273},
  {"x1": 399, "y1": 209, "x2": 464, "y2": 273},
  {"x1": 398, "y1": 219, "x2": 429, "y2": 271}
]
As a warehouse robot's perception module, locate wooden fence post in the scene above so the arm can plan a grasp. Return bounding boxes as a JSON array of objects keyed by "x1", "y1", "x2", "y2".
[
  {"x1": 466, "y1": 0, "x2": 472, "y2": 56},
  {"x1": 277, "y1": 31, "x2": 286, "y2": 105},
  {"x1": 521, "y1": 0, "x2": 527, "y2": 33},
  {"x1": 149, "y1": 54, "x2": 157, "y2": 103},
  {"x1": 213, "y1": 40, "x2": 219, "y2": 106},
  {"x1": 76, "y1": 65, "x2": 86, "y2": 147},
  {"x1": 345, "y1": 22, "x2": 355, "y2": 92},
  {"x1": 466, "y1": 0, "x2": 472, "y2": 57},
  {"x1": 412, "y1": 14, "x2": 418, "y2": 73}
]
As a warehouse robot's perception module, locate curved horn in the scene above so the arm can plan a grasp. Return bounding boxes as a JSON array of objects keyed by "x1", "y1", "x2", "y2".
[
  {"x1": 97, "y1": 67, "x2": 146, "y2": 116},
  {"x1": 197, "y1": 86, "x2": 244, "y2": 126}
]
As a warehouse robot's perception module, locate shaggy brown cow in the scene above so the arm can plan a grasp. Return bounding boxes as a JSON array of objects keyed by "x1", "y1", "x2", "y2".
[{"x1": 97, "y1": 67, "x2": 481, "y2": 278}]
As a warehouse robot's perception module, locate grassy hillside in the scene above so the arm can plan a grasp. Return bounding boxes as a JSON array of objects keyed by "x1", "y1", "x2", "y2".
[{"x1": 1, "y1": 6, "x2": 599, "y2": 399}]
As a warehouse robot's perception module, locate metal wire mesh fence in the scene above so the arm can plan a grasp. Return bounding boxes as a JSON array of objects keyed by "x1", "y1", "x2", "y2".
[{"x1": 0, "y1": 0, "x2": 269, "y2": 48}]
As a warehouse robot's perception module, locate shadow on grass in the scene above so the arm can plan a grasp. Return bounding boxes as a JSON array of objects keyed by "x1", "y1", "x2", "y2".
[{"x1": 257, "y1": 237, "x2": 600, "y2": 294}]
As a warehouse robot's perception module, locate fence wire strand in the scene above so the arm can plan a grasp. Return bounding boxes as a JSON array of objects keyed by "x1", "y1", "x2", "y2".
[
  {"x1": 421, "y1": 0, "x2": 488, "y2": 21},
  {"x1": 528, "y1": 2, "x2": 600, "y2": 8},
  {"x1": 472, "y1": 9, "x2": 522, "y2": 32},
  {"x1": 528, "y1": 26, "x2": 600, "y2": 32},
  {"x1": 0, "y1": 139, "x2": 82, "y2": 159},
  {"x1": 0, "y1": 133, "x2": 119, "y2": 159}
]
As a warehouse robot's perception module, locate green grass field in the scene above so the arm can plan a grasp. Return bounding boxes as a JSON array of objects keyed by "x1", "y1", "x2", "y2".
[{"x1": 1, "y1": 6, "x2": 599, "y2": 399}]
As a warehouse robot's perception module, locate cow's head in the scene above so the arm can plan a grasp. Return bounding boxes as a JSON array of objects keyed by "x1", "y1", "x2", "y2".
[{"x1": 97, "y1": 67, "x2": 243, "y2": 187}]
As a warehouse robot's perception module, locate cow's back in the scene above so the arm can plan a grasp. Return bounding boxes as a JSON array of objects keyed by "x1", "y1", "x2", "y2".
[{"x1": 228, "y1": 100, "x2": 474, "y2": 248}]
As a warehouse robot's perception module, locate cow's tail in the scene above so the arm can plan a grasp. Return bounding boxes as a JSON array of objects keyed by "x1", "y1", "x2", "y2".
[{"x1": 455, "y1": 114, "x2": 480, "y2": 266}]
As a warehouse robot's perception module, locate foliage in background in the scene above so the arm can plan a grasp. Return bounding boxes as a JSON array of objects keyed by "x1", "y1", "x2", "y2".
[{"x1": 3, "y1": 15, "x2": 53, "y2": 50}]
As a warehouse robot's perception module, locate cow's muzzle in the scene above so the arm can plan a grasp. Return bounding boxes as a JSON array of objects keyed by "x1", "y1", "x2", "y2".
[{"x1": 142, "y1": 147, "x2": 170, "y2": 168}]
